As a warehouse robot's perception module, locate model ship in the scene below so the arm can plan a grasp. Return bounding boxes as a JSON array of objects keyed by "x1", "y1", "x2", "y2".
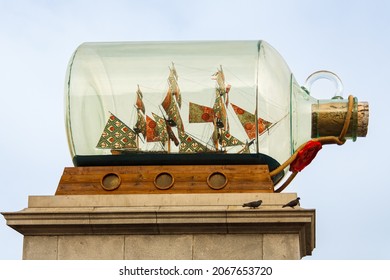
[
  {"x1": 96, "y1": 63, "x2": 273, "y2": 156},
  {"x1": 60, "y1": 41, "x2": 368, "y2": 195}
]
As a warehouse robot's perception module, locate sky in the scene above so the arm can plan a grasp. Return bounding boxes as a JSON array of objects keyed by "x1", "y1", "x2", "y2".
[{"x1": 0, "y1": 0, "x2": 389, "y2": 260}]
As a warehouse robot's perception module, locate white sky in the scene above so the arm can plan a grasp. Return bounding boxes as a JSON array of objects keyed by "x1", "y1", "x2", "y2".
[{"x1": 0, "y1": 0, "x2": 389, "y2": 259}]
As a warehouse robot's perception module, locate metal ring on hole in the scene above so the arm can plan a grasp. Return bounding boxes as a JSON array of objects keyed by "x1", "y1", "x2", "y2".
[
  {"x1": 207, "y1": 172, "x2": 228, "y2": 190},
  {"x1": 154, "y1": 172, "x2": 174, "y2": 190},
  {"x1": 304, "y1": 70, "x2": 344, "y2": 99},
  {"x1": 101, "y1": 173, "x2": 121, "y2": 191}
]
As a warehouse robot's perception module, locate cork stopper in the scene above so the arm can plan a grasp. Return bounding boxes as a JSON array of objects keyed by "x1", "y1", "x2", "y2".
[{"x1": 311, "y1": 100, "x2": 369, "y2": 140}]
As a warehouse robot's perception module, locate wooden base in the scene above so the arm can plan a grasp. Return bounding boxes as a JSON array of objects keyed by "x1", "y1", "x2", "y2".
[{"x1": 55, "y1": 165, "x2": 275, "y2": 195}]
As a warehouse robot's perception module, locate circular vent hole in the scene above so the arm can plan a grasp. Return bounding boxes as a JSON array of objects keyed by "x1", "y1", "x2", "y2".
[
  {"x1": 207, "y1": 172, "x2": 228, "y2": 190},
  {"x1": 154, "y1": 172, "x2": 174, "y2": 190},
  {"x1": 101, "y1": 173, "x2": 121, "y2": 191}
]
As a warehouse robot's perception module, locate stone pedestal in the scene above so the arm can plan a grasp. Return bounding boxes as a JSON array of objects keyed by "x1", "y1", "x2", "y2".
[{"x1": 2, "y1": 193, "x2": 315, "y2": 260}]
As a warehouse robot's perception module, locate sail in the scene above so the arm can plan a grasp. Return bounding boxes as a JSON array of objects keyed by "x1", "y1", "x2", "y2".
[
  {"x1": 162, "y1": 89, "x2": 184, "y2": 132},
  {"x1": 134, "y1": 110, "x2": 146, "y2": 138},
  {"x1": 166, "y1": 123, "x2": 180, "y2": 146},
  {"x1": 219, "y1": 129, "x2": 244, "y2": 147},
  {"x1": 168, "y1": 63, "x2": 181, "y2": 108},
  {"x1": 212, "y1": 66, "x2": 226, "y2": 94},
  {"x1": 161, "y1": 66, "x2": 185, "y2": 132},
  {"x1": 213, "y1": 94, "x2": 228, "y2": 130},
  {"x1": 189, "y1": 102, "x2": 214, "y2": 123},
  {"x1": 212, "y1": 66, "x2": 229, "y2": 131},
  {"x1": 146, "y1": 113, "x2": 168, "y2": 143},
  {"x1": 96, "y1": 113, "x2": 137, "y2": 149},
  {"x1": 95, "y1": 63, "x2": 259, "y2": 155},
  {"x1": 212, "y1": 66, "x2": 230, "y2": 106},
  {"x1": 258, "y1": 117, "x2": 273, "y2": 135},
  {"x1": 136, "y1": 85, "x2": 145, "y2": 114},
  {"x1": 133, "y1": 85, "x2": 146, "y2": 138},
  {"x1": 231, "y1": 103, "x2": 272, "y2": 139},
  {"x1": 179, "y1": 132, "x2": 210, "y2": 153},
  {"x1": 188, "y1": 65, "x2": 242, "y2": 151}
]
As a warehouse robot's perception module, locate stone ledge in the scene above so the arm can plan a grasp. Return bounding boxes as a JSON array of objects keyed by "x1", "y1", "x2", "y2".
[
  {"x1": 2, "y1": 193, "x2": 315, "y2": 259},
  {"x1": 26, "y1": 193, "x2": 298, "y2": 208}
]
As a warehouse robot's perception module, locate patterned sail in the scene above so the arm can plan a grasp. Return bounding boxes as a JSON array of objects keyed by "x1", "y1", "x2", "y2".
[
  {"x1": 188, "y1": 65, "x2": 242, "y2": 151},
  {"x1": 168, "y1": 63, "x2": 181, "y2": 108},
  {"x1": 94, "y1": 63, "x2": 271, "y2": 155},
  {"x1": 134, "y1": 85, "x2": 146, "y2": 138},
  {"x1": 212, "y1": 125, "x2": 219, "y2": 150},
  {"x1": 146, "y1": 113, "x2": 168, "y2": 143},
  {"x1": 213, "y1": 95, "x2": 228, "y2": 131},
  {"x1": 212, "y1": 66, "x2": 230, "y2": 138},
  {"x1": 212, "y1": 66, "x2": 231, "y2": 106},
  {"x1": 161, "y1": 77, "x2": 184, "y2": 132},
  {"x1": 212, "y1": 66, "x2": 226, "y2": 95},
  {"x1": 219, "y1": 129, "x2": 244, "y2": 147},
  {"x1": 136, "y1": 85, "x2": 145, "y2": 114},
  {"x1": 179, "y1": 132, "x2": 210, "y2": 153},
  {"x1": 96, "y1": 113, "x2": 137, "y2": 149},
  {"x1": 189, "y1": 102, "x2": 214, "y2": 123},
  {"x1": 134, "y1": 110, "x2": 146, "y2": 138},
  {"x1": 166, "y1": 123, "x2": 180, "y2": 146},
  {"x1": 231, "y1": 103, "x2": 272, "y2": 139}
]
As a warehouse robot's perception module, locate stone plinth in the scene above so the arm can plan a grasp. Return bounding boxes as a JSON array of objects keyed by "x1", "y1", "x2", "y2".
[{"x1": 2, "y1": 193, "x2": 315, "y2": 260}]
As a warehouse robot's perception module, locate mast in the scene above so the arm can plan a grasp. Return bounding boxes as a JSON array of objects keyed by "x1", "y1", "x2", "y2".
[
  {"x1": 211, "y1": 65, "x2": 230, "y2": 151},
  {"x1": 188, "y1": 65, "x2": 243, "y2": 152},
  {"x1": 168, "y1": 62, "x2": 181, "y2": 108},
  {"x1": 161, "y1": 62, "x2": 184, "y2": 152},
  {"x1": 133, "y1": 85, "x2": 147, "y2": 150}
]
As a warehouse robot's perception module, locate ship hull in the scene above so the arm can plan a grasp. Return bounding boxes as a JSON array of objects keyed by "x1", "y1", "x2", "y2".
[{"x1": 73, "y1": 153, "x2": 284, "y2": 184}]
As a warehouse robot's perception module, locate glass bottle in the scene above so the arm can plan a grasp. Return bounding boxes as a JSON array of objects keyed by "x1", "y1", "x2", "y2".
[{"x1": 64, "y1": 40, "x2": 368, "y2": 184}]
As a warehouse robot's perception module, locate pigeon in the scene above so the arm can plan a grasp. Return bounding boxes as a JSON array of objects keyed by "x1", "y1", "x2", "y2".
[
  {"x1": 282, "y1": 197, "x2": 300, "y2": 208},
  {"x1": 242, "y1": 200, "x2": 262, "y2": 209}
]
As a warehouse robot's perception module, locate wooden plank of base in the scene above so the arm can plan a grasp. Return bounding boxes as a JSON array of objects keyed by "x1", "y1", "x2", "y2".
[{"x1": 55, "y1": 165, "x2": 274, "y2": 195}]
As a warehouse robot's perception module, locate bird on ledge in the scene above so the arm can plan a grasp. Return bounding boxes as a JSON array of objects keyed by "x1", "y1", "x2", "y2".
[
  {"x1": 282, "y1": 197, "x2": 300, "y2": 208},
  {"x1": 242, "y1": 200, "x2": 262, "y2": 209}
]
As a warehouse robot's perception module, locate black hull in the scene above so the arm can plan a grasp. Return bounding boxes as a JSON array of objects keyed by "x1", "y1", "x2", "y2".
[{"x1": 73, "y1": 153, "x2": 284, "y2": 184}]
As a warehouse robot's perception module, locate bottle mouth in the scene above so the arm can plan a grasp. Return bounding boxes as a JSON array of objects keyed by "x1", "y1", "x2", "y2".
[{"x1": 311, "y1": 99, "x2": 369, "y2": 140}]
